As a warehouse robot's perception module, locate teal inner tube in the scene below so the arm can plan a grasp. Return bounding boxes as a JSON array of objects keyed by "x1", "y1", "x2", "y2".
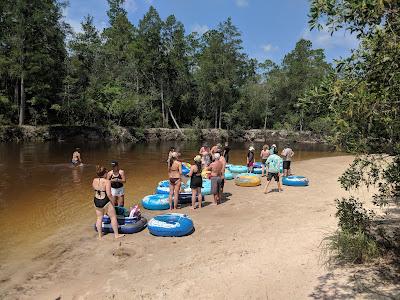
[
  {"x1": 186, "y1": 179, "x2": 211, "y2": 195},
  {"x1": 224, "y1": 171, "x2": 234, "y2": 180},
  {"x1": 229, "y1": 165, "x2": 248, "y2": 173},
  {"x1": 282, "y1": 175, "x2": 309, "y2": 186},
  {"x1": 142, "y1": 194, "x2": 170, "y2": 210},
  {"x1": 148, "y1": 213, "x2": 194, "y2": 237}
]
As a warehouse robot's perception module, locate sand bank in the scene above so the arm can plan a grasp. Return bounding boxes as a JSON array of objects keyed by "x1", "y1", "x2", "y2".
[{"x1": 1, "y1": 156, "x2": 370, "y2": 299}]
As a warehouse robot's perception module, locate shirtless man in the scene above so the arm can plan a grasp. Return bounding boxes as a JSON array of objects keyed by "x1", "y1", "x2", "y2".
[
  {"x1": 107, "y1": 161, "x2": 126, "y2": 207},
  {"x1": 208, "y1": 153, "x2": 224, "y2": 205},
  {"x1": 210, "y1": 143, "x2": 222, "y2": 157},
  {"x1": 218, "y1": 150, "x2": 227, "y2": 193},
  {"x1": 71, "y1": 148, "x2": 82, "y2": 166}
]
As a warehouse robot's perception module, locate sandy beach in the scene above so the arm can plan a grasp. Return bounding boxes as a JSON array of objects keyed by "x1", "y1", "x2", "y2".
[{"x1": 1, "y1": 155, "x2": 373, "y2": 299}]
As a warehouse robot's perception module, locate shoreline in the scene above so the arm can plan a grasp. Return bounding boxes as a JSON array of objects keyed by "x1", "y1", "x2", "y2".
[
  {"x1": 0, "y1": 155, "x2": 370, "y2": 299},
  {"x1": 0, "y1": 125, "x2": 326, "y2": 144}
]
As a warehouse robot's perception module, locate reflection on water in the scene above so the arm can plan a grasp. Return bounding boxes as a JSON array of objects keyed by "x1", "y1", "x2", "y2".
[{"x1": 0, "y1": 141, "x2": 341, "y2": 260}]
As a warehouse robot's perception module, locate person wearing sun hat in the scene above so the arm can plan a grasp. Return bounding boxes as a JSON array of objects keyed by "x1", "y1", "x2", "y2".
[
  {"x1": 188, "y1": 155, "x2": 203, "y2": 209},
  {"x1": 247, "y1": 146, "x2": 255, "y2": 173}
]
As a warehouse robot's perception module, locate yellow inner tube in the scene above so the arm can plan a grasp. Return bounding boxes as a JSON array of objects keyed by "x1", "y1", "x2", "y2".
[
  {"x1": 201, "y1": 169, "x2": 211, "y2": 179},
  {"x1": 235, "y1": 175, "x2": 261, "y2": 187}
]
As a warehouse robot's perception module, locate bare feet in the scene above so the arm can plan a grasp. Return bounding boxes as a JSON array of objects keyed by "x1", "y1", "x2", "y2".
[
  {"x1": 97, "y1": 236, "x2": 103, "y2": 240},
  {"x1": 115, "y1": 234, "x2": 125, "y2": 239}
]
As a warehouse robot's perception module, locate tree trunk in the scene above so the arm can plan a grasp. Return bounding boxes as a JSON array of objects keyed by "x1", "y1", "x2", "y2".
[
  {"x1": 169, "y1": 108, "x2": 184, "y2": 136},
  {"x1": 214, "y1": 107, "x2": 218, "y2": 129},
  {"x1": 161, "y1": 81, "x2": 165, "y2": 127},
  {"x1": 14, "y1": 80, "x2": 19, "y2": 106},
  {"x1": 19, "y1": 74, "x2": 25, "y2": 125},
  {"x1": 218, "y1": 101, "x2": 222, "y2": 129}
]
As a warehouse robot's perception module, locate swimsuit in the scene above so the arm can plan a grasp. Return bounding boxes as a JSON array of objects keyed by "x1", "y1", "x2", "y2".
[
  {"x1": 94, "y1": 179, "x2": 110, "y2": 209},
  {"x1": 169, "y1": 178, "x2": 180, "y2": 184},
  {"x1": 190, "y1": 166, "x2": 202, "y2": 189}
]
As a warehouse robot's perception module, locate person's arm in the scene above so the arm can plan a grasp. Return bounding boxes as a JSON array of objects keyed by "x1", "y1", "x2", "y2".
[
  {"x1": 105, "y1": 180, "x2": 113, "y2": 201},
  {"x1": 178, "y1": 162, "x2": 182, "y2": 176},
  {"x1": 77, "y1": 153, "x2": 82, "y2": 162},
  {"x1": 119, "y1": 170, "x2": 126, "y2": 184},
  {"x1": 188, "y1": 165, "x2": 195, "y2": 177}
]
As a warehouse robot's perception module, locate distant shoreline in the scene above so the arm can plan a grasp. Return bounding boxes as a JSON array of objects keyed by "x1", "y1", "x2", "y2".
[{"x1": 0, "y1": 125, "x2": 325, "y2": 144}]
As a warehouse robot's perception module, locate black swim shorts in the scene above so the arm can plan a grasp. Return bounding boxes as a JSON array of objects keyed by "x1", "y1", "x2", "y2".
[
  {"x1": 283, "y1": 161, "x2": 291, "y2": 170},
  {"x1": 267, "y1": 172, "x2": 279, "y2": 181}
]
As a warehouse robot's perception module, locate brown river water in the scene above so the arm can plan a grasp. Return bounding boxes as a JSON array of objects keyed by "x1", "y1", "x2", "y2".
[{"x1": 0, "y1": 141, "x2": 341, "y2": 261}]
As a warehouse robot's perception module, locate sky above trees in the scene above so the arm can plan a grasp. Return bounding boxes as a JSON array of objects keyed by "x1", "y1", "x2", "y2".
[{"x1": 65, "y1": 0, "x2": 359, "y2": 63}]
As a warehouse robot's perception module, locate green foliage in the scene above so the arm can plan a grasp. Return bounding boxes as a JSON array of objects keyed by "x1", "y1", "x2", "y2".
[{"x1": 323, "y1": 229, "x2": 379, "y2": 264}]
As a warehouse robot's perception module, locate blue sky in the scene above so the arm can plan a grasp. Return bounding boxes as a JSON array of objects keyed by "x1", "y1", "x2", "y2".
[{"x1": 65, "y1": 0, "x2": 358, "y2": 64}]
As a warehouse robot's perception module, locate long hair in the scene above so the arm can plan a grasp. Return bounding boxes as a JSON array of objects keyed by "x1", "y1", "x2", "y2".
[
  {"x1": 96, "y1": 165, "x2": 107, "y2": 177},
  {"x1": 169, "y1": 156, "x2": 177, "y2": 169},
  {"x1": 195, "y1": 161, "x2": 202, "y2": 173}
]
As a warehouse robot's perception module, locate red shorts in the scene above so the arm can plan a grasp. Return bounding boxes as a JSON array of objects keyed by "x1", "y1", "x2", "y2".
[{"x1": 247, "y1": 162, "x2": 254, "y2": 167}]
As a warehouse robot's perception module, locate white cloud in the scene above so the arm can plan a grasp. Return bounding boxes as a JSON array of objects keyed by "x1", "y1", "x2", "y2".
[
  {"x1": 236, "y1": 0, "x2": 249, "y2": 7},
  {"x1": 262, "y1": 43, "x2": 278, "y2": 53},
  {"x1": 124, "y1": 0, "x2": 138, "y2": 12},
  {"x1": 191, "y1": 23, "x2": 209, "y2": 35},
  {"x1": 302, "y1": 26, "x2": 359, "y2": 50}
]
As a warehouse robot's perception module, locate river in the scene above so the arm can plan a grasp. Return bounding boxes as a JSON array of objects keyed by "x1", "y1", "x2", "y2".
[{"x1": 0, "y1": 141, "x2": 340, "y2": 261}]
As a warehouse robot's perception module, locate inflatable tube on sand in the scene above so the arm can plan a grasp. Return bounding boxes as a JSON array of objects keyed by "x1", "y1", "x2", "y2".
[
  {"x1": 148, "y1": 213, "x2": 194, "y2": 237},
  {"x1": 282, "y1": 175, "x2": 309, "y2": 186},
  {"x1": 97, "y1": 216, "x2": 147, "y2": 234},
  {"x1": 229, "y1": 165, "x2": 248, "y2": 173},
  {"x1": 235, "y1": 173, "x2": 261, "y2": 187},
  {"x1": 142, "y1": 194, "x2": 170, "y2": 210}
]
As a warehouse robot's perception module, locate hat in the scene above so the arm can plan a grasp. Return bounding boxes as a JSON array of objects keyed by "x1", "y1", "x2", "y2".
[
  {"x1": 194, "y1": 155, "x2": 202, "y2": 162},
  {"x1": 249, "y1": 146, "x2": 255, "y2": 151},
  {"x1": 111, "y1": 161, "x2": 119, "y2": 167},
  {"x1": 272, "y1": 144, "x2": 277, "y2": 148},
  {"x1": 214, "y1": 153, "x2": 221, "y2": 160}
]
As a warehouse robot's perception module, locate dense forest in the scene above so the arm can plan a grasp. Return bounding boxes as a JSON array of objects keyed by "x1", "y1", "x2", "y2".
[{"x1": 0, "y1": 0, "x2": 332, "y2": 131}]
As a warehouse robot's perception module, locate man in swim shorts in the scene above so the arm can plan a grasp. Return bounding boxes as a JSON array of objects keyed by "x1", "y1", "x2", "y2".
[
  {"x1": 208, "y1": 153, "x2": 223, "y2": 205},
  {"x1": 71, "y1": 148, "x2": 82, "y2": 166},
  {"x1": 263, "y1": 147, "x2": 283, "y2": 194},
  {"x1": 107, "y1": 161, "x2": 126, "y2": 206},
  {"x1": 217, "y1": 149, "x2": 227, "y2": 193},
  {"x1": 281, "y1": 145, "x2": 294, "y2": 176}
]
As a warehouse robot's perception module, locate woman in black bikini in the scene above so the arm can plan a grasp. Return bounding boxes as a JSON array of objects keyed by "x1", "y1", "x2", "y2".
[
  {"x1": 188, "y1": 155, "x2": 203, "y2": 209},
  {"x1": 92, "y1": 165, "x2": 124, "y2": 240},
  {"x1": 168, "y1": 152, "x2": 182, "y2": 210}
]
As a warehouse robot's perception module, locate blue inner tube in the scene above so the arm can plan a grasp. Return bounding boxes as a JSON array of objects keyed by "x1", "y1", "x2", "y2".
[
  {"x1": 156, "y1": 182, "x2": 188, "y2": 194},
  {"x1": 182, "y1": 164, "x2": 190, "y2": 176},
  {"x1": 178, "y1": 192, "x2": 204, "y2": 204},
  {"x1": 142, "y1": 194, "x2": 170, "y2": 210},
  {"x1": 253, "y1": 162, "x2": 263, "y2": 168},
  {"x1": 148, "y1": 213, "x2": 194, "y2": 237},
  {"x1": 252, "y1": 168, "x2": 262, "y2": 174},
  {"x1": 282, "y1": 175, "x2": 309, "y2": 186},
  {"x1": 158, "y1": 180, "x2": 170, "y2": 187},
  {"x1": 224, "y1": 171, "x2": 234, "y2": 180},
  {"x1": 229, "y1": 165, "x2": 248, "y2": 173},
  {"x1": 97, "y1": 216, "x2": 147, "y2": 234}
]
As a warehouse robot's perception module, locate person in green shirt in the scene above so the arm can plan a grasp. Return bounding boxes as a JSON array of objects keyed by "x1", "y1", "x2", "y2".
[{"x1": 263, "y1": 147, "x2": 283, "y2": 194}]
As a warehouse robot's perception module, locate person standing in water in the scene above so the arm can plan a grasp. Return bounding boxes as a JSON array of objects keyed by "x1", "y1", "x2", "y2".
[
  {"x1": 263, "y1": 147, "x2": 283, "y2": 194},
  {"x1": 200, "y1": 144, "x2": 211, "y2": 167},
  {"x1": 260, "y1": 144, "x2": 270, "y2": 177},
  {"x1": 168, "y1": 152, "x2": 182, "y2": 210},
  {"x1": 281, "y1": 145, "x2": 295, "y2": 176},
  {"x1": 71, "y1": 148, "x2": 82, "y2": 166},
  {"x1": 208, "y1": 153, "x2": 223, "y2": 205},
  {"x1": 247, "y1": 146, "x2": 255, "y2": 173},
  {"x1": 92, "y1": 165, "x2": 124, "y2": 240},
  {"x1": 188, "y1": 155, "x2": 203, "y2": 209},
  {"x1": 223, "y1": 142, "x2": 230, "y2": 163},
  {"x1": 107, "y1": 161, "x2": 126, "y2": 207}
]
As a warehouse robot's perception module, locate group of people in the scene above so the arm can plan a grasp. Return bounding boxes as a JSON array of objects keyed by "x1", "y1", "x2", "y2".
[
  {"x1": 78, "y1": 141, "x2": 294, "y2": 239},
  {"x1": 73, "y1": 147, "x2": 127, "y2": 240},
  {"x1": 167, "y1": 143, "x2": 228, "y2": 210}
]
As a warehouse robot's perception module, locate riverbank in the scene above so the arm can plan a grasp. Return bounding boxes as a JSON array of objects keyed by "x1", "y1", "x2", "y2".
[
  {"x1": 0, "y1": 125, "x2": 324, "y2": 144},
  {"x1": 2, "y1": 155, "x2": 397, "y2": 299}
]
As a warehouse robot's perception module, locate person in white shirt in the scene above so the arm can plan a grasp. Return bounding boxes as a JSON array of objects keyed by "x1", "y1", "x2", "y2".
[{"x1": 281, "y1": 145, "x2": 294, "y2": 176}]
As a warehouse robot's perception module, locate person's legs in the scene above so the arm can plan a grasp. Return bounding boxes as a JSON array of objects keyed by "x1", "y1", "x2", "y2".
[
  {"x1": 95, "y1": 208, "x2": 103, "y2": 239},
  {"x1": 117, "y1": 194, "x2": 124, "y2": 207},
  {"x1": 191, "y1": 188, "x2": 197, "y2": 209},
  {"x1": 219, "y1": 178, "x2": 223, "y2": 203},
  {"x1": 197, "y1": 187, "x2": 202, "y2": 208},
  {"x1": 173, "y1": 181, "x2": 181, "y2": 209},
  {"x1": 264, "y1": 173, "x2": 273, "y2": 194},
  {"x1": 261, "y1": 164, "x2": 265, "y2": 177},
  {"x1": 107, "y1": 204, "x2": 124, "y2": 239},
  {"x1": 211, "y1": 177, "x2": 218, "y2": 205},
  {"x1": 277, "y1": 174, "x2": 283, "y2": 192},
  {"x1": 168, "y1": 181, "x2": 174, "y2": 210}
]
